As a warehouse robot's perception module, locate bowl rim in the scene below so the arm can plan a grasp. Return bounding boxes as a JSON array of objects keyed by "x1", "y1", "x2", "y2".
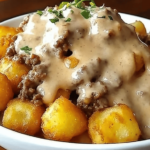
[{"x1": 0, "y1": 126, "x2": 150, "y2": 150}]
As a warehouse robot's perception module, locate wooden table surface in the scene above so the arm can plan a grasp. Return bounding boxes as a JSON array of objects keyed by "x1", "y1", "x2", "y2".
[
  {"x1": 0, "y1": 0, "x2": 150, "y2": 22},
  {"x1": 0, "y1": 146, "x2": 5, "y2": 150}
]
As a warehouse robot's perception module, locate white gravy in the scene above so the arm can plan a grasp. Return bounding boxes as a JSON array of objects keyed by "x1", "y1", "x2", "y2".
[{"x1": 14, "y1": 6, "x2": 150, "y2": 139}]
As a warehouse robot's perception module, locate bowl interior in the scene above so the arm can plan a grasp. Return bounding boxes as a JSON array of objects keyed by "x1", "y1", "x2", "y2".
[{"x1": 0, "y1": 13, "x2": 150, "y2": 150}]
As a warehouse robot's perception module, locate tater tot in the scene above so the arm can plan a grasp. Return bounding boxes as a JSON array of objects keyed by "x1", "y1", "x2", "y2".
[
  {"x1": 0, "y1": 26, "x2": 21, "y2": 38},
  {"x1": 2, "y1": 99, "x2": 45, "y2": 135},
  {"x1": 88, "y1": 104, "x2": 141, "y2": 144},
  {"x1": 0, "y1": 73, "x2": 14, "y2": 111},
  {"x1": 134, "y1": 52, "x2": 144, "y2": 72},
  {"x1": 0, "y1": 26, "x2": 22, "y2": 59},
  {"x1": 64, "y1": 56, "x2": 79, "y2": 69},
  {"x1": 131, "y1": 21, "x2": 147, "y2": 39},
  {"x1": 0, "y1": 35, "x2": 14, "y2": 59},
  {"x1": 42, "y1": 97, "x2": 88, "y2": 142},
  {"x1": 0, "y1": 57, "x2": 30, "y2": 94}
]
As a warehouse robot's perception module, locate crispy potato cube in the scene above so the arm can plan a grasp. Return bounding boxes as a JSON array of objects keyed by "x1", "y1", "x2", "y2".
[
  {"x1": 0, "y1": 57, "x2": 30, "y2": 94},
  {"x1": 70, "y1": 131, "x2": 92, "y2": 143},
  {"x1": 55, "y1": 89, "x2": 70, "y2": 100},
  {"x1": 131, "y1": 21, "x2": 147, "y2": 39},
  {"x1": 42, "y1": 97, "x2": 88, "y2": 141},
  {"x1": 2, "y1": 99, "x2": 45, "y2": 135},
  {"x1": 64, "y1": 56, "x2": 79, "y2": 69},
  {"x1": 0, "y1": 26, "x2": 22, "y2": 59},
  {"x1": 88, "y1": 104, "x2": 141, "y2": 144},
  {"x1": 0, "y1": 73, "x2": 14, "y2": 111},
  {"x1": 0, "y1": 26, "x2": 21, "y2": 38},
  {"x1": 134, "y1": 52, "x2": 144, "y2": 72},
  {"x1": 0, "y1": 35, "x2": 14, "y2": 59}
]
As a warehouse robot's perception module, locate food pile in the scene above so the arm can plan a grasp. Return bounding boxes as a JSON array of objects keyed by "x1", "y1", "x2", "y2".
[{"x1": 0, "y1": 0, "x2": 150, "y2": 144}]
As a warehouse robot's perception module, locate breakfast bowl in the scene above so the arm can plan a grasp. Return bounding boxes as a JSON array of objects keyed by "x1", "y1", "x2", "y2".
[{"x1": 1, "y1": 0, "x2": 150, "y2": 150}]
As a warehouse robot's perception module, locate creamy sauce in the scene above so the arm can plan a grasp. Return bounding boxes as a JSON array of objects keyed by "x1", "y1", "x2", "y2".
[{"x1": 14, "y1": 6, "x2": 150, "y2": 139}]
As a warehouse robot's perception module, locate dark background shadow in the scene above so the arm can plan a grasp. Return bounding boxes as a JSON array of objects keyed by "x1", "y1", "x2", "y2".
[{"x1": 0, "y1": 0, "x2": 150, "y2": 22}]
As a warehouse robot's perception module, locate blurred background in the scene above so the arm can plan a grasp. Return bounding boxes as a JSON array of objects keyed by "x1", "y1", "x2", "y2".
[{"x1": 0, "y1": 0, "x2": 150, "y2": 22}]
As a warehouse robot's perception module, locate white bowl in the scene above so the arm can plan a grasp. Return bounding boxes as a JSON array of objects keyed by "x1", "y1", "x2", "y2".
[
  {"x1": 0, "y1": 13, "x2": 150, "y2": 150},
  {"x1": 1, "y1": 126, "x2": 150, "y2": 150}
]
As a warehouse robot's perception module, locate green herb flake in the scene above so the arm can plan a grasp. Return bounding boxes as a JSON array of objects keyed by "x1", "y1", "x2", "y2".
[
  {"x1": 90, "y1": 0, "x2": 96, "y2": 8},
  {"x1": 48, "y1": 8, "x2": 53, "y2": 13},
  {"x1": 65, "y1": 18, "x2": 71, "y2": 22},
  {"x1": 58, "y1": 11, "x2": 64, "y2": 18},
  {"x1": 73, "y1": 0, "x2": 97, "y2": 8},
  {"x1": 76, "y1": 0, "x2": 96, "y2": 9},
  {"x1": 81, "y1": 10, "x2": 91, "y2": 19},
  {"x1": 20, "y1": 46, "x2": 32, "y2": 54},
  {"x1": 66, "y1": 3, "x2": 71, "y2": 8},
  {"x1": 90, "y1": 3, "x2": 96, "y2": 8},
  {"x1": 52, "y1": 10, "x2": 64, "y2": 18},
  {"x1": 97, "y1": 16, "x2": 106, "y2": 19},
  {"x1": 74, "y1": 0, "x2": 80, "y2": 4},
  {"x1": 50, "y1": 17, "x2": 59, "y2": 23},
  {"x1": 108, "y1": 16, "x2": 113, "y2": 20},
  {"x1": 48, "y1": 9, "x2": 64, "y2": 18},
  {"x1": 59, "y1": 2, "x2": 69, "y2": 9},
  {"x1": 53, "y1": 10, "x2": 58, "y2": 15},
  {"x1": 76, "y1": 0, "x2": 85, "y2": 9},
  {"x1": 36, "y1": 10, "x2": 43, "y2": 16},
  {"x1": 71, "y1": 10, "x2": 74, "y2": 13}
]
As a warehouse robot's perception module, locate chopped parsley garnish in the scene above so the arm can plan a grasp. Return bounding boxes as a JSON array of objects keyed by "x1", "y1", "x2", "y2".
[
  {"x1": 65, "y1": 18, "x2": 71, "y2": 22},
  {"x1": 48, "y1": 8, "x2": 53, "y2": 13},
  {"x1": 60, "y1": 0, "x2": 97, "y2": 9},
  {"x1": 50, "y1": 17, "x2": 59, "y2": 23},
  {"x1": 81, "y1": 10, "x2": 91, "y2": 19},
  {"x1": 73, "y1": 0, "x2": 97, "y2": 18},
  {"x1": 20, "y1": 46, "x2": 32, "y2": 54},
  {"x1": 72, "y1": 0, "x2": 80, "y2": 5},
  {"x1": 97, "y1": 16, "x2": 106, "y2": 19},
  {"x1": 97, "y1": 15, "x2": 114, "y2": 21},
  {"x1": 90, "y1": 2, "x2": 96, "y2": 8},
  {"x1": 74, "y1": 0, "x2": 81, "y2": 3},
  {"x1": 59, "y1": 2, "x2": 69, "y2": 9},
  {"x1": 66, "y1": 3, "x2": 71, "y2": 8},
  {"x1": 108, "y1": 16, "x2": 113, "y2": 20},
  {"x1": 71, "y1": 10, "x2": 74, "y2": 13},
  {"x1": 36, "y1": 10, "x2": 43, "y2": 16},
  {"x1": 48, "y1": 9, "x2": 64, "y2": 18},
  {"x1": 75, "y1": 0, "x2": 96, "y2": 9},
  {"x1": 76, "y1": 0, "x2": 86, "y2": 9},
  {"x1": 52, "y1": 1, "x2": 106, "y2": 21},
  {"x1": 53, "y1": 10, "x2": 64, "y2": 18}
]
